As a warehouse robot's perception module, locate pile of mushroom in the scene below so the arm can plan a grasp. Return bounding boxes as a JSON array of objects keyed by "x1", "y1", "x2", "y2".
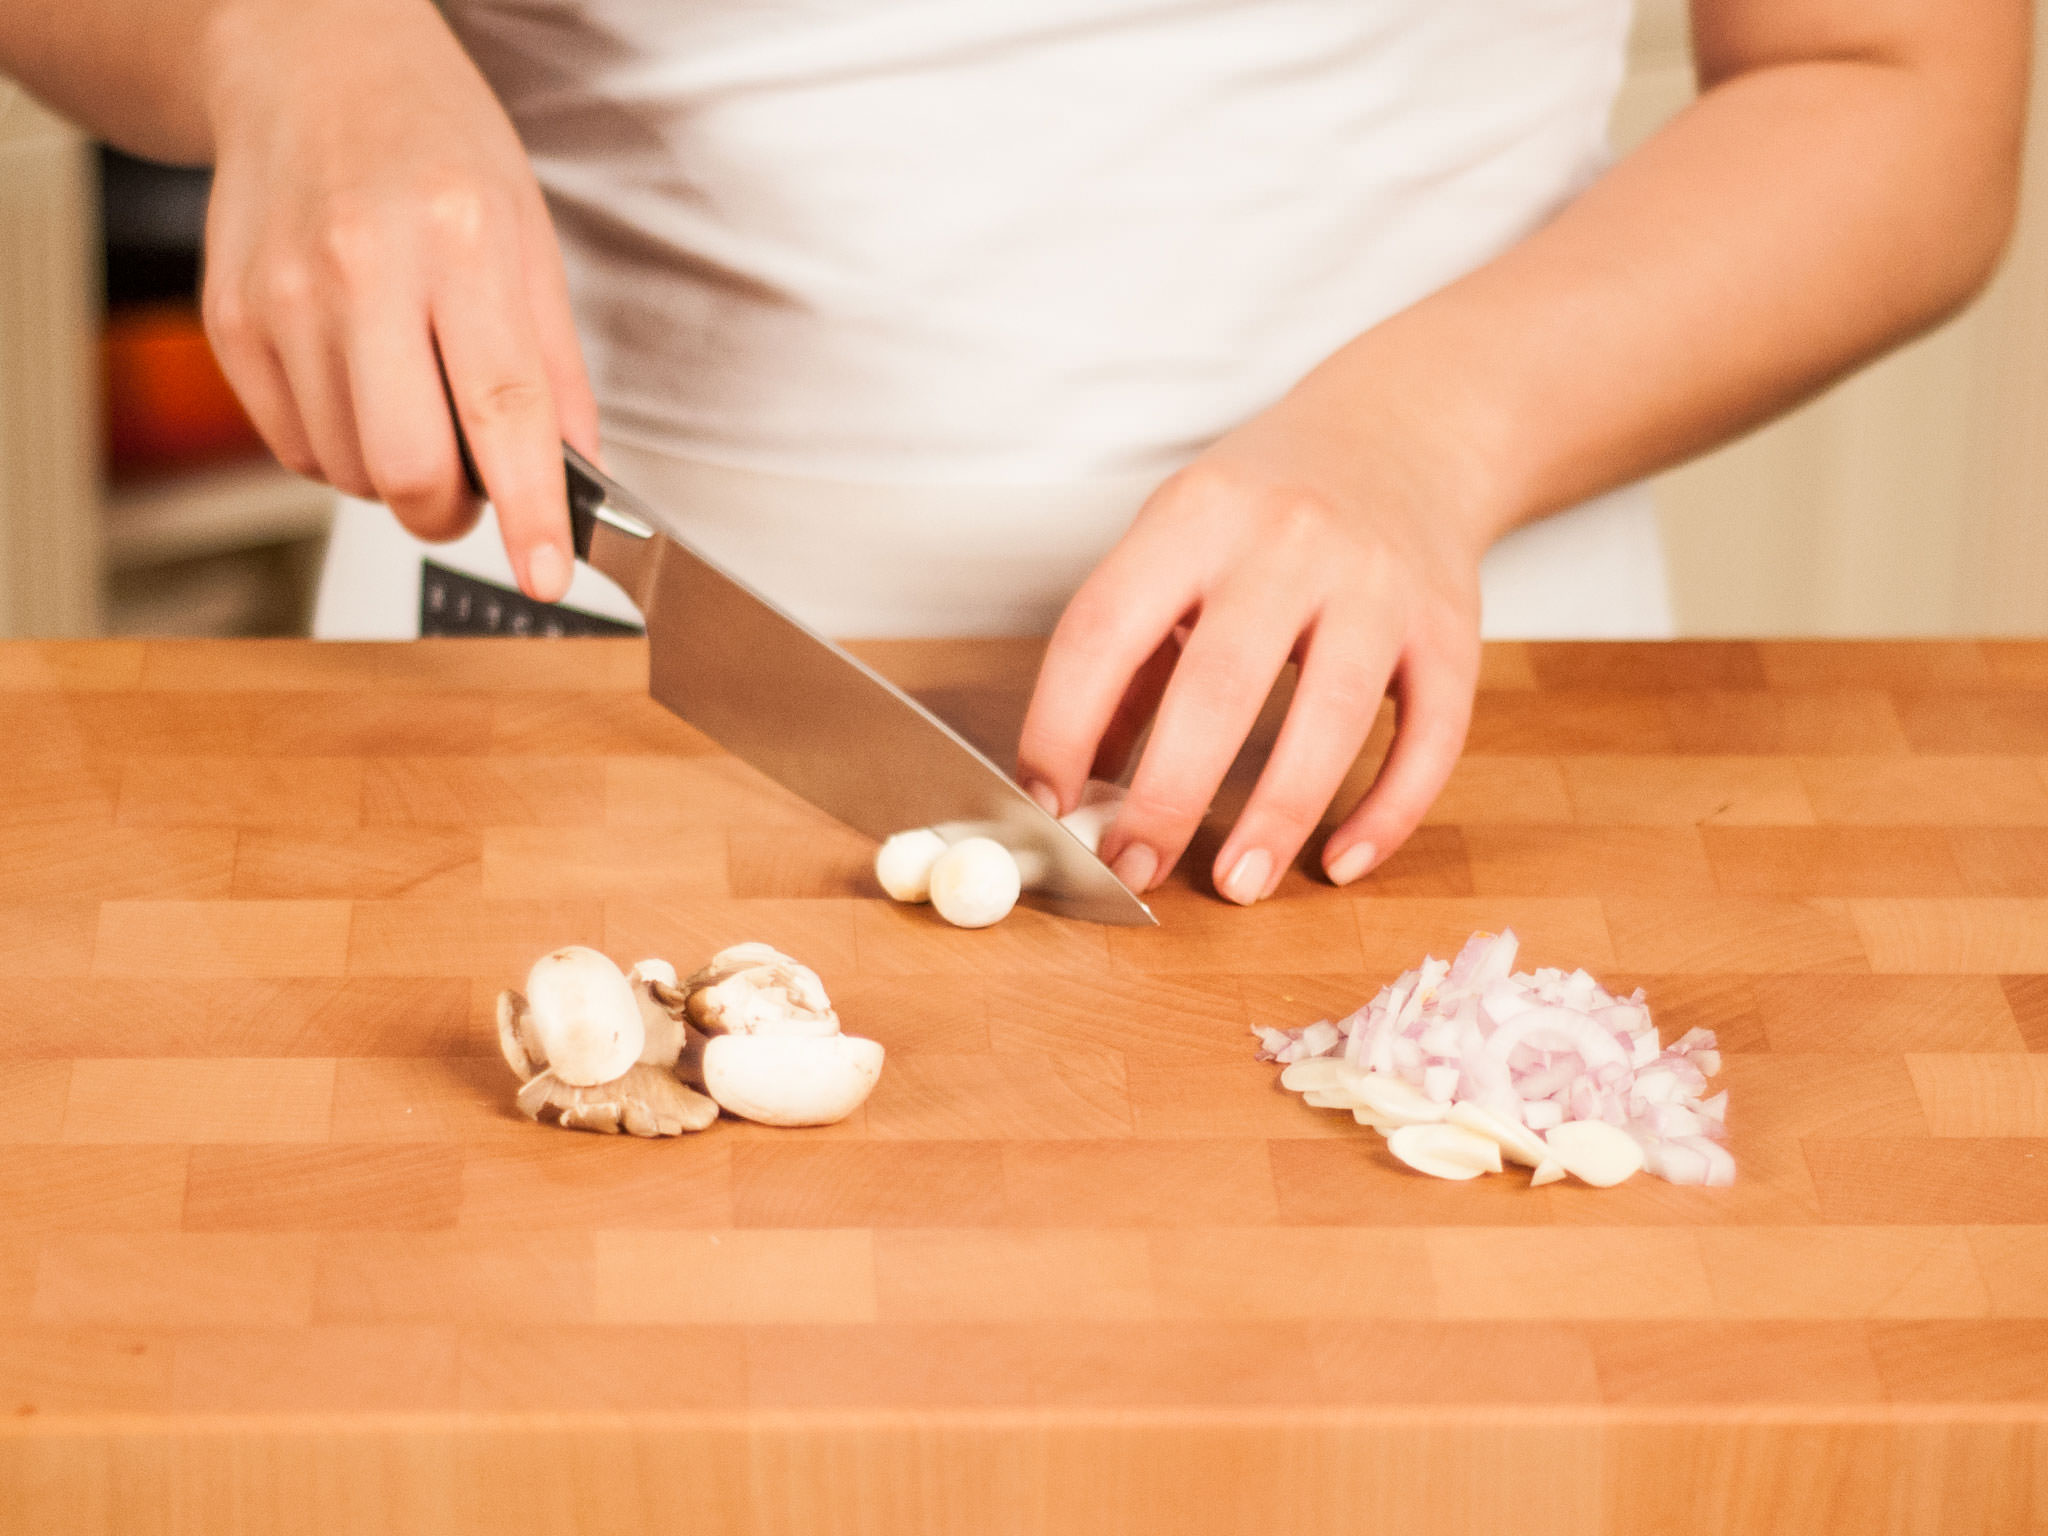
[
  {"x1": 497, "y1": 942, "x2": 882, "y2": 1136},
  {"x1": 875, "y1": 780, "x2": 1127, "y2": 928},
  {"x1": 1254, "y1": 929, "x2": 1733, "y2": 1189}
]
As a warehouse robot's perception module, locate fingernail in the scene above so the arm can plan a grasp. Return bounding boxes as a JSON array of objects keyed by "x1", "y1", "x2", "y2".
[
  {"x1": 1222, "y1": 847, "x2": 1271, "y2": 906},
  {"x1": 526, "y1": 543, "x2": 569, "y2": 603},
  {"x1": 1326, "y1": 840, "x2": 1377, "y2": 887},
  {"x1": 1022, "y1": 779, "x2": 1060, "y2": 817},
  {"x1": 1111, "y1": 843, "x2": 1158, "y2": 894}
]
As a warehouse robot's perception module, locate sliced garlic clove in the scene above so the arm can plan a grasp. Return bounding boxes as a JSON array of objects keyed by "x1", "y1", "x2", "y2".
[
  {"x1": 1543, "y1": 1119, "x2": 1645, "y2": 1188},
  {"x1": 1342, "y1": 1068, "x2": 1449, "y2": 1127},
  {"x1": 1280, "y1": 1057, "x2": 1347, "y2": 1094},
  {"x1": 1529, "y1": 1157, "x2": 1567, "y2": 1187},
  {"x1": 1352, "y1": 1108, "x2": 1398, "y2": 1133},
  {"x1": 1387, "y1": 1123, "x2": 1503, "y2": 1180},
  {"x1": 1446, "y1": 1101, "x2": 1550, "y2": 1168},
  {"x1": 1302, "y1": 1088, "x2": 1358, "y2": 1110},
  {"x1": 927, "y1": 836, "x2": 1021, "y2": 928},
  {"x1": 702, "y1": 1033, "x2": 885, "y2": 1127},
  {"x1": 875, "y1": 827, "x2": 951, "y2": 903},
  {"x1": 523, "y1": 946, "x2": 644, "y2": 1087}
]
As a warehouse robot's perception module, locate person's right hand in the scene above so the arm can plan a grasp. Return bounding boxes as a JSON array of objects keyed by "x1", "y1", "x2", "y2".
[{"x1": 199, "y1": 0, "x2": 597, "y2": 600}]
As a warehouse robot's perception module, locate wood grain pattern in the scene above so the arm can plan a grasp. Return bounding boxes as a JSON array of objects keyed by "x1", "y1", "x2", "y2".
[{"x1": 1, "y1": 637, "x2": 2044, "y2": 1535}]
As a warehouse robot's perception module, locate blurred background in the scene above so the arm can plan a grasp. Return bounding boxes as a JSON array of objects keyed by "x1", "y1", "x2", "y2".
[{"x1": 1, "y1": 0, "x2": 2044, "y2": 640}]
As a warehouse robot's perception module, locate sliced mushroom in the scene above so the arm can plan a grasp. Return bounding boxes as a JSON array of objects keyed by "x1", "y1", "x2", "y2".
[
  {"x1": 681, "y1": 944, "x2": 839, "y2": 1037},
  {"x1": 496, "y1": 988, "x2": 546, "y2": 1082},
  {"x1": 626, "y1": 958, "x2": 691, "y2": 1069},
  {"x1": 516, "y1": 1063, "x2": 720, "y2": 1137},
  {"x1": 701, "y1": 1033, "x2": 885, "y2": 1127}
]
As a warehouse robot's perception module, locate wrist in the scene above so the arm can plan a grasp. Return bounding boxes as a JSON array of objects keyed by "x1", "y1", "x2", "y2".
[{"x1": 1280, "y1": 326, "x2": 1530, "y2": 564}]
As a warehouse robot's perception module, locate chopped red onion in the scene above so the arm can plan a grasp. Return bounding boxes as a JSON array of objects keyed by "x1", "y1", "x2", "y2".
[{"x1": 1255, "y1": 928, "x2": 1733, "y2": 1188}]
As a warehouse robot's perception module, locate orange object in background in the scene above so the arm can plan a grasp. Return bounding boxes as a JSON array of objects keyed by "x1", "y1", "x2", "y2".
[{"x1": 102, "y1": 301, "x2": 268, "y2": 480}]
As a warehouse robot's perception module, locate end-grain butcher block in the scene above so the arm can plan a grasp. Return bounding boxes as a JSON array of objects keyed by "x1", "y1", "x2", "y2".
[{"x1": 1, "y1": 636, "x2": 2044, "y2": 1535}]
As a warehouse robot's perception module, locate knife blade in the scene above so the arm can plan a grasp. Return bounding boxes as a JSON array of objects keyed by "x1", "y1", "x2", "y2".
[{"x1": 552, "y1": 444, "x2": 1156, "y2": 926}]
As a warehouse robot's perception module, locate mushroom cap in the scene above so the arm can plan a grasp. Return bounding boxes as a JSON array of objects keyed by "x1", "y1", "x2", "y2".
[
  {"x1": 701, "y1": 1033, "x2": 885, "y2": 1127},
  {"x1": 874, "y1": 827, "x2": 950, "y2": 903},
  {"x1": 1057, "y1": 781, "x2": 1127, "y2": 857},
  {"x1": 523, "y1": 946, "x2": 645, "y2": 1087},
  {"x1": 927, "y1": 837, "x2": 1021, "y2": 928}
]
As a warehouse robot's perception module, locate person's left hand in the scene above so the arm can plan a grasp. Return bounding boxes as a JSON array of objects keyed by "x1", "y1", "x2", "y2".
[{"x1": 1014, "y1": 379, "x2": 1500, "y2": 904}]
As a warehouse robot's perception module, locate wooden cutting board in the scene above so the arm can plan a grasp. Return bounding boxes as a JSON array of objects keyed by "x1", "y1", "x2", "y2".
[{"x1": 1, "y1": 636, "x2": 2044, "y2": 1535}]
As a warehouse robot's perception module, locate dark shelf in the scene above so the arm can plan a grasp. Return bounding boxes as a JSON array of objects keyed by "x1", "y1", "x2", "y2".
[{"x1": 99, "y1": 145, "x2": 210, "y2": 306}]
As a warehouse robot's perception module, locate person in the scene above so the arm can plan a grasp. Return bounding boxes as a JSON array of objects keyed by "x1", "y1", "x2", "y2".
[{"x1": 5, "y1": 0, "x2": 2028, "y2": 905}]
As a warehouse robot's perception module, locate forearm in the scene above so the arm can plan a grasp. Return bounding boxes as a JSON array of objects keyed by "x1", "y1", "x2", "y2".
[
  {"x1": 0, "y1": 0, "x2": 428, "y2": 165},
  {"x1": 1289, "y1": 9, "x2": 2030, "y2": 546}
]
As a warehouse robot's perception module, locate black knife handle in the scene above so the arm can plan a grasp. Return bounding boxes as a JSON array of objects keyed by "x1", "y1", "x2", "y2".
[{"x1": 443, "y1": 364, "x2": 604, "y2": 565}]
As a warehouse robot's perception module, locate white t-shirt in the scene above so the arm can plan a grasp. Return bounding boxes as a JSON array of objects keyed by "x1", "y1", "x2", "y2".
[{"x1": 317, "y1": 0, "x2": 1671, "y2": 639}]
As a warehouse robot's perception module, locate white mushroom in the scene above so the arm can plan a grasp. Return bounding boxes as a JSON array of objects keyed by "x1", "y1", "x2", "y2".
[
  {"x1": 520, "y1": 946, "x2": 643, "y2": 1086},
  {"x1": 497, "y1": 959, "x2": 716, "y2": 1137},
  {"x1": 1542, "y1": 1119, "x2": 1645, "y2": 1188},
  {"x1": 874, "y1": 827, "x2": 950, "y2": 903},
  {"x1": 626, "y1": 958, "x2": 690, "y2": 1069},
  {"x1": 515, "y1": 1062, "x2": 721, "y2": 1136},
  {"x1": 927, "y1": 836, "x2": 1020, "y2": 928},
  {"x1": 681, "y1": 944, "x2": 839, "y2": 1037},
  {"x1": 1386, "y1": 1123, "x2": 1503, "y2": 1180},
  {"x1": 1057, "y1": 780, "x2": 1127, "y2": 856},
  {"x1": 701, "y1": 1033, "x2": 885, "y2": 1127}
]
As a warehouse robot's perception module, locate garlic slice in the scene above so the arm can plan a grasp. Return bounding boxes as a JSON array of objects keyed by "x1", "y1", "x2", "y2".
[
  {"x1": 1543, "y1": 1119, "x2": 1645, "y2": 1188},
  {"x1": 1302, "y1": 1088, "x2": 1358, "y2": 1110},
  {"x1": 1387, "y1": 1123, "x2": 1503, "y2": 1180},
  {"x1": 1446, "y1": 1101, "x2": 1549, "y2": 1168},
  {"x1": 1529, "y1": 1158, "x2": 1567, "y2": 1187},
  {"x1": 1342, "y1": 1069, "x2": 1449, "y2": 1127},
  {"x1": 1281, "y1": 1057, "x2": 1348, "y2": 1094}
]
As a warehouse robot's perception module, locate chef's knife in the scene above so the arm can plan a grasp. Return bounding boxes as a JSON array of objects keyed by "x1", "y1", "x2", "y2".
[{"x1": 484, "y1": 442, "x2": 1157, "y2": 925}]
